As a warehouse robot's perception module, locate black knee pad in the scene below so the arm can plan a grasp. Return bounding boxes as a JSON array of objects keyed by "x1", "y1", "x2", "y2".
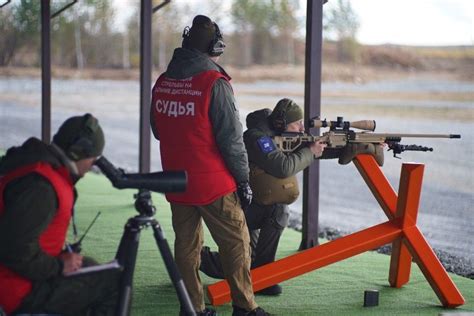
[{"x1": 270, "y1": 204, "x2": 289, "y2": 230}]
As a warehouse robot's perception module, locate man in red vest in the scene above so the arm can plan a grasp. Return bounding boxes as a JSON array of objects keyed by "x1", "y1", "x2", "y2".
[
  {"x1": 0, "y1": 114, "x2": 119, "y2": 315},
  {"x1": 151, "y1": 15, "x2": 268, "y2": 316}
]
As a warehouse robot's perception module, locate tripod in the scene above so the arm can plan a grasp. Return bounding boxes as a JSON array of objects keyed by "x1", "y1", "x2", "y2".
[{"x1": 114, "y1": 189, "x2": 196, "y2": 316}]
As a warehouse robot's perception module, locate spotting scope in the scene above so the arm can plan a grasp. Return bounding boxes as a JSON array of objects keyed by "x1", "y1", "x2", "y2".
[{"x1": 95, "y1": 156, "x2": 187, "y2": 193}]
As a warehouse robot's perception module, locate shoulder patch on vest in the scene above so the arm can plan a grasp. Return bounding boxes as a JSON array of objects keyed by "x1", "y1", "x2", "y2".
[{"x1": 257, "y1": 136, "x2": 276, "y2": 154}]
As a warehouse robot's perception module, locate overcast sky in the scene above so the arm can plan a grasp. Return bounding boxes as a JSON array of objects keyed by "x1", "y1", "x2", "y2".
[
  {"x1": 330, "y1": 0, "x2": 474, "y2": 46},
  {"x1": 114, "y1": 0, "x2": 473, "y2": 46}
]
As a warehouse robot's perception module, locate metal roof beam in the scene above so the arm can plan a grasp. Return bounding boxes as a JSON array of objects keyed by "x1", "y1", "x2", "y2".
[
  {"x1": 51, "y1": 0, "x2": 77, "y2": 18},
  {"x1": 0, "y1": 0, "x2": 11, "y2": 9}
]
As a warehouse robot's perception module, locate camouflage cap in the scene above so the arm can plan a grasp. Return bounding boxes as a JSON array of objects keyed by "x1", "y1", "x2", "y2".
[
  {"x1": 53, "y1": 113, "x2": 105, "y2": 161},
  {"x1": 269, "y1": 98, "x2": 303, "y2": 131}
]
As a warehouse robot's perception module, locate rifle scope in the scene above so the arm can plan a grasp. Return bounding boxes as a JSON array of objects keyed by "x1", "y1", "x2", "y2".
[
  {"x1": 95, "y1": 156, "x2": 187, "y2": 193},
  {"x1": 309, "y1": 117, "x2": 376, "y2": 132}
]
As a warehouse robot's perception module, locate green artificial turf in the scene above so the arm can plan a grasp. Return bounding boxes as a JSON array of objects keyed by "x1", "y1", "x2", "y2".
[{"x1": 72, "y1": 173, "x2": 473, "y2": 316}]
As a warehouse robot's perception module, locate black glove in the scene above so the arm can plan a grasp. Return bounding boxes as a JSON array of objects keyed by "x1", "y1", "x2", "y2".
[{"x1": 237, "y1": 181, "x2": 253, "y2": 210}]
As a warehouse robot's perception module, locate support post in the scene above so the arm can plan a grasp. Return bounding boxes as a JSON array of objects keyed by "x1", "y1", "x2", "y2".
[
  {"x1": 139, "y1": 0, "x2": 152, "y2": 173},
  {"x1": 300, "y1": 0, "x2": 324, "y2": 250},
  {"x1": 41, "y1": 0, "x2": 51, "y2": 143}
]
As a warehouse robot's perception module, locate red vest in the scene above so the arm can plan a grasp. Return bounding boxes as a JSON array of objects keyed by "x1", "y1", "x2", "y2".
[
  {"x1": 0, "y1": 162, "x2": 74, "y2": 314},
  {"x1": 151, "y1": 70, "x2": 237, "y2": 205}
]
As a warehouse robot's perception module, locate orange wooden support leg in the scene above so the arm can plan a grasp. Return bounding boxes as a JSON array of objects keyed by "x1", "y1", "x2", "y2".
[
  {"x1": 390, "y1": 163, "x2": 464, "y2": 307},
  {"x1": 207, "y1": 221, "x2": 402, "y2": 306},
  {"x1": 389, "y1": 238, "x2": 412, "y2": 287},
  {"x1": 395, "y1": 163, "x2": 424, "y2": 228},
  {"x1": 389, "y1": 163, "x2": 424, "y2": 287},
  {"x1": 404, "y1": 226, "x2": 465, "y2": 308},
  {"x1": 353, "y1": 155, "x2": 397, "y2": 219},
  {"x1": 355, "y1": 156, "x2": 416, "y2": 287}
]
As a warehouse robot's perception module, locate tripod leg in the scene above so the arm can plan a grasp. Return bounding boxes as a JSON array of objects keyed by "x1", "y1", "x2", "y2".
[
  {"x1": 151, "y1": 219, "x2": 196, "y2": 316},
  {"x1": 115, "y1": 219, "x2": 142, "y2": 316}
]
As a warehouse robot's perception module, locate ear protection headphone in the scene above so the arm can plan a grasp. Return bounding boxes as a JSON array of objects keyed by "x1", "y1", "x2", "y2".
[
  {"x1": 209, "y1": 22, "x2": 225, "y2": 57},
  {"x1": 182, "y1": 21, "x2": 226, "y2": 57},
  {"x1": 67, "y1": 114, "x2": 99, "y2": 160},
  {"x1": 272, "y1": 106, "x2": 288, "y2": 133}
]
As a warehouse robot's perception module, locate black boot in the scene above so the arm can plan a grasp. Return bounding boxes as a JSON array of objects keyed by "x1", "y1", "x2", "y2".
[
  {"x1": 232, "y1": 305, "x2": 270, "y2": 316},
  {"x1": 198, "y1": 307, "x2": 218, "y2": 316},
  {"x1": 180, "y1": 307, "x2": 217, "y2": 316},
  {"x1": 255, "y1": 284, "x2": 282, "y2": 296},
  {"x1": 199, "y1": 246, "x2": 225, "y2": 279}
]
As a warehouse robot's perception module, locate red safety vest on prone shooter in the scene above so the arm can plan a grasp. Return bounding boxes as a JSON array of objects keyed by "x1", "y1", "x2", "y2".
[
  {"x1": 0, "y1": 162, "x2": 74, "y2": 314},
  {"x1": 151, "y1": 70, "x2": 237, "y2": 205}
]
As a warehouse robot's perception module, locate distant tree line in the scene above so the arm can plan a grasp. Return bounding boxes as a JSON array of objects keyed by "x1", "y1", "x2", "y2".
[{"x1": 0, "y1": 0, "x2": 359, "y2": 69}]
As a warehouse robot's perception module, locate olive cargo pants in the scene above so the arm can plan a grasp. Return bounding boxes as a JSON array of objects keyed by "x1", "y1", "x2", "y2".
[
  {"x1": 171, "y1": 192, "x2": 258, "y2": 312},
  {"x1": 14, "y1": 257, "x2": 120, "y2": 316}
]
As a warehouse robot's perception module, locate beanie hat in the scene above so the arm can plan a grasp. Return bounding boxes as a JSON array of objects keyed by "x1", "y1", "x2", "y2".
[
  {"x1": 269, "y1": 98, "x2": 303, "y2": 132},
  {"x1": 53, "y1": 113, "x2": 105, "y2": 161},
  {"x1": 182, "y1": 15, "x2": 223, "y2": 55}
]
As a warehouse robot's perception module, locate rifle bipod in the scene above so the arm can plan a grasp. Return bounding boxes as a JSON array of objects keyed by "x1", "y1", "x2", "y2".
[{"x1": 115, "y1": 190, "x2": 196, "y2": 316}]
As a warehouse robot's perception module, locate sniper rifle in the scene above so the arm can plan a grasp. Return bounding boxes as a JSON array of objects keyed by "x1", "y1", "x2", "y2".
[{"x1": 273, "y1": 117, "x2": 461, "y2": 158}]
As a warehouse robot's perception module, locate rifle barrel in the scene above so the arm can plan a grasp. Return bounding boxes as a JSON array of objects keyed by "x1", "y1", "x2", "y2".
[{"x1": 358, "y1": 133, "x2": 461, "y2": 139}]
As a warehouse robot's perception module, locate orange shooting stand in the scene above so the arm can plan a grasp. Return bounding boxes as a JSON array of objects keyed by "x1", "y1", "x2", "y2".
[{"x1": 207, "y1": 155, "x2": 465, "y2": 308}]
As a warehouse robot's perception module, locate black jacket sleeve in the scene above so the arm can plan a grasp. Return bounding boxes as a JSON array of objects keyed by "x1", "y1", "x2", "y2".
[
  {"x1": 0, "y1": 174, "x2": 63, "y2": 280},
  {"x1": 209, "y1": 78, "x2": 249, "y2": 183}
]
